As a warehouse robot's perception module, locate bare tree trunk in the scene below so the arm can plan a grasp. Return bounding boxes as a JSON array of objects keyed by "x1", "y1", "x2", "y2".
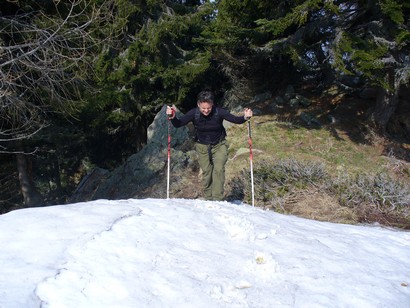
[
  {"x1": 16, "y1": 153, "x2": 44, "y2": 207},
  {"x1": 49, "y1": 151, "x2": 63, "y2": 202}
]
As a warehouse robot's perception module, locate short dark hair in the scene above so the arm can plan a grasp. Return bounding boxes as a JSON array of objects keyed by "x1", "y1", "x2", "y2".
[{"x1": 197, "y1": 90, "x2": 214, "y2": 103}]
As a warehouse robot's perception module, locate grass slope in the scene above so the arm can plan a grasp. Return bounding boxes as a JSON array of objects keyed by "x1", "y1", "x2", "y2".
[{"x1": 224, "y1": 92, "x2": 410, "y2": 229}]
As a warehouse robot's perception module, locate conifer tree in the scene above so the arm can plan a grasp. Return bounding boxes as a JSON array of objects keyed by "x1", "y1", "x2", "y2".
[
  {"x1": 330, "y1": 0, "x2": 410, "y2": 132},
  {"x1": 84, "y1": 0, "x2": 216, "y2": 166},
  {"x1": 213, "y1": 0, "x2": 409, "y2": 132}
]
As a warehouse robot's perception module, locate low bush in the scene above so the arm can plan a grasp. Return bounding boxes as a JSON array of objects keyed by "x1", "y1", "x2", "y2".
[
  {"x1": 228, "y1": 158, "x2": 329, "y2": 208},
  {"x1": 227, "y1": 158, "x2": 410, "y2": 225},
  {"x1": 331, "y1": 172, "x2": 410, "y2": 214}
]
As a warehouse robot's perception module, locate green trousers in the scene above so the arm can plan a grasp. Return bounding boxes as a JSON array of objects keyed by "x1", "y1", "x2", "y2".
[{"x1": 195, "y1": 140, "x2": 229, "y2": 201}]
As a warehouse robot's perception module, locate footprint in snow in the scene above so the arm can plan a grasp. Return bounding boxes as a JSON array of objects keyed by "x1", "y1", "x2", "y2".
[
  {"x1": 215, "y1": 215, "x2": 256, "y2": 241},
  {"x1": 247, "y1": 251, "x2": 279, "y2": 281},
  {"x1": 215, "y1": 215, "x2": 275, "y2": 242}
]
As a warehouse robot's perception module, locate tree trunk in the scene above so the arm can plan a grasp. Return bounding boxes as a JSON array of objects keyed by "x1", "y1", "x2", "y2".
[
  {"x1": 50, "y1": 151, "x2": 63, "y2": 203},
  {"x1": 387, "y1": 86, "x2": 410, "y2": 141},
  {"x1": 16, "y1": 153, "x2": 44, "y2": 207},
  {"x1": 370, "y1": 88, "x2": 399, "y2": 133}
]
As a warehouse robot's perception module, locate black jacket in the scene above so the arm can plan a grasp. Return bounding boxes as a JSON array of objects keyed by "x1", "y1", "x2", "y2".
[{"x1": 171, "y1": 106, "x2": 246, "y2": 145}]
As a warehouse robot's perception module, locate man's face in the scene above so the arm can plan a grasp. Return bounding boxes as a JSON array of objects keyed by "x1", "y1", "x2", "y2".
[{"x1": 197, "y1": 101, "x2": 213, "y2": 116}]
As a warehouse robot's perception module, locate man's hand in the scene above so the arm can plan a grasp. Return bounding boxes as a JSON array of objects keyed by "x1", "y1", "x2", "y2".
[
  {"x1": 166, "y1": 105, "x2": 176, "y2": 119},
  {"x1": 244, "y1": 108, "x2": 253, "y2": 120}
]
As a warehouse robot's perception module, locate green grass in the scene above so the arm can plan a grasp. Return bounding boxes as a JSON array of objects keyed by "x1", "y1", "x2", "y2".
[{"x1": 228, "y1": 116, "x2": 394, "y2": 176}]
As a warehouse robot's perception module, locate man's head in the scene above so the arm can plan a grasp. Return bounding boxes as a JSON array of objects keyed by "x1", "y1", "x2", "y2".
[
  {"x1": 197, "y1": 90, "x2": 214, "y2": 116},
  {"x1": 197, "y1": 90, "x2": 214, "y2": 104}
]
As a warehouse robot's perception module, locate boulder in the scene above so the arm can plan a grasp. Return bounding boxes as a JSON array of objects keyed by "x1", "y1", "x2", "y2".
[
  {"x1": 72, "y1": 105, "x2": 192, "y2": 201},
  {"x1": 300, "y1": 112, "x2": 321, "y2": 127}
]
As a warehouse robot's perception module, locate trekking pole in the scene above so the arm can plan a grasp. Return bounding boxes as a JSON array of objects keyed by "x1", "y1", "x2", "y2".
[
  {"x1": 247, "y1": 118, "x2": 255, "y2": 207},
  {"x1": 166, "y1": 106, "x2": 175, "y2": 199}
]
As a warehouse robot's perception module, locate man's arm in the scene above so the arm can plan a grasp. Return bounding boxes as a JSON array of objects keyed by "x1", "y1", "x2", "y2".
[
  {"x1": 169, "y1": 107, "x2": 195, "y2": 127},
  {"x1": 220, "y1": 107, "x2": 252, "y2": 124}
]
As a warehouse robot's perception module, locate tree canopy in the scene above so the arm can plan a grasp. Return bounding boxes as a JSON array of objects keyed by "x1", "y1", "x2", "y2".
[
  {"x1": 212, "y1": 0, "x2": 409, "y2": 128},
  {"x1": 0, "y1": 0, "x2": 121, "y2": 152}
]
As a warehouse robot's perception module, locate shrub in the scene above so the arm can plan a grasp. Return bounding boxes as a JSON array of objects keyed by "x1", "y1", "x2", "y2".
[
  {"x1": 228, "y1": 158, "x2": 329, "y2": 207},
  {"x1": 228, "y1": 158, "x2": 410, "y2": 221},
  {"x1": 331, "y1": 172, "x2": 410, "y2": 214}
]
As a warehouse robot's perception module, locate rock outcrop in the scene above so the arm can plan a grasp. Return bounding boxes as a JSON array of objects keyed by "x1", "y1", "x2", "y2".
[{"x1": 70, "y1": 105, "x2": 198, "y2": 202}]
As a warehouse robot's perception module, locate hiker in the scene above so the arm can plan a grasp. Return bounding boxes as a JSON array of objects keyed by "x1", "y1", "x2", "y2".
[{"x1": 166, "y1": 90, "x2": 253, "y2": 201}]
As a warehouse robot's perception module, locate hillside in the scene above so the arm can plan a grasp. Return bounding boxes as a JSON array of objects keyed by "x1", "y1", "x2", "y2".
[
  {"x1": 2, "y1": 85, "x2": 409, "y2": 229},
  {"x1": 139, "y1": 86, "x2": 410, "y2": 229}
]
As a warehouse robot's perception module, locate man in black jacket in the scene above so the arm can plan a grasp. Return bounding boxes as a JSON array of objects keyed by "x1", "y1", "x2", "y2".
[{"x1": 167, "y1": 90, "x2": 253, "y2": 201}]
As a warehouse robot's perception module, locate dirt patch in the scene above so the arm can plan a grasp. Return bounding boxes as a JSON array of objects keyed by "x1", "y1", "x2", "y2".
[
  {"x1": 282, "y1": 190, "x2": 359, "y2": 225},
  {"x1": 355, "y1": 204, "x2": 410, "y2": 230},
  {"x1": 139, "y1": 168, "x2": 203, "y2": 200},
  {"x1": 258, "y1": 189, "x2": 410, "y2": 230}
]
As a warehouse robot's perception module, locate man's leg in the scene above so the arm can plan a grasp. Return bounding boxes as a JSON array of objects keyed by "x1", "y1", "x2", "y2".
[
  {"x1": 195, "y1": 143, "x2": 214, "y2": 200},
  {"x1": 211, "y1": 141, "x2": 228, "y2": 201}
]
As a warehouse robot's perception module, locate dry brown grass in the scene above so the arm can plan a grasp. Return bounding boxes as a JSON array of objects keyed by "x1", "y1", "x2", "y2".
[{"x1": 281, "y1": 190, "x2": 359, "y2": 225}]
